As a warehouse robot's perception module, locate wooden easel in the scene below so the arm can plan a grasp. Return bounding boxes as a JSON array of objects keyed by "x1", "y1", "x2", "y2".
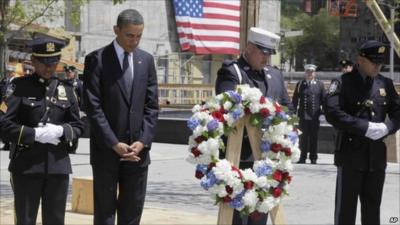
[{"x1": 217, "y1": 115, "x2": 287, "y2": 225}]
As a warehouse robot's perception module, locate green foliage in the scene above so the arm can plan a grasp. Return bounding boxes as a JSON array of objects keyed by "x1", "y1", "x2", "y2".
[{"x1": 281, "y1": 7, "x2": 340, "y2": 70}]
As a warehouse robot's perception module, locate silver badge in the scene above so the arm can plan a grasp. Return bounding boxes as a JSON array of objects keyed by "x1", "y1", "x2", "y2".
[
  {"x1": 57, "y1": 85, "x2": 68, "y2": 101},
  {"x1": 267, "y1": 74, "x2": 272, "y2": 79},
  {"x1": 328, "y1": 81, "x2": 338, "y2": 94}
]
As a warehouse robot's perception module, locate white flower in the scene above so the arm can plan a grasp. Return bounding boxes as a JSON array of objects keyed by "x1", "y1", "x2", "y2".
[
  {"x1": 243, "y1": 190, "x2": 258, "y2": 212},
  {"x1": 257, "y1": 196, "x2": 277, "y2": 213},
  {"x1": 223, "y1": 101, "x2": 233, "y2": 111}
]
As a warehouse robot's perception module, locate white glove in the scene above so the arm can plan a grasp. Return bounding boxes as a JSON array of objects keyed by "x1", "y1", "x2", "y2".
[
  {"x1": 365, "y1": 122, "x2": 389, "y2": 140},
  {"x1": 34, "y1": 123, "x2": 64, "y2": 145}
]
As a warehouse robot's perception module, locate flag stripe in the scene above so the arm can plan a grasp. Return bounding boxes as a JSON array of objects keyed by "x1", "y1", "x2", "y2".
[
  {"x1": 175, "y1": 16, "x2": 239, "y2": 27},
  {"x1": 204, "y1": 1, "x2": 240, "y2": 10},
  {"x1": 176, "y1": 22, "x2": 240, "y2": 32},
  {"x1": 178, "y1": 33, "x2": 240, "y2": 42},
  {"x1": 177, "y1": 27, "x2": 239, "y2": 37},
  {"x1": 203, "y1": 13, "x2": 239, "y2": 21}
]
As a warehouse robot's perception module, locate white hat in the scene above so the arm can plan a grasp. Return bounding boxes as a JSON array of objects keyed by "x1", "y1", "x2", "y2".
[
  {"x1": 304, "y1": 64, "x2": 317, "y2": 71},
  {"x1": 248, "y1": 27, "x2": 280, "y2": 55}
]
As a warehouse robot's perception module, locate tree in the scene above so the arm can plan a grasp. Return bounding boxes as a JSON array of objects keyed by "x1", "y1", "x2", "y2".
[
  {"x1": 0, "y1": 0, "x2": 124, "y2": 78},
  {"x1": 281, "y1": 7, "x2": 340, "y2": 71}
]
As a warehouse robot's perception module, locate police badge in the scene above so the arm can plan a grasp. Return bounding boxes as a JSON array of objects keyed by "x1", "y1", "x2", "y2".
[
  {"x1": 57, "y1": 85, "x2": 68, "y2": 100},
  {"x1": 328, "y1": 80, "x2": 340, "y2": 94}
]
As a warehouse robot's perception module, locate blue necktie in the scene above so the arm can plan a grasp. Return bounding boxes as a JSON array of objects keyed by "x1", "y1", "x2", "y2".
[{"x1": 123, "y1": 52, "x2": 133, "y2": 96}]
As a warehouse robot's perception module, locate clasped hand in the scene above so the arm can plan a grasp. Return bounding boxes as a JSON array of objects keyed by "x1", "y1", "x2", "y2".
[
  {"x1": 113, "y1": 141, "x2": 144, "y2": 162},
  {"x1": 365, "y1": 122, "x2": 389, "y2": 140},
  {"x1": 34, "y1": 123, "x2": 64, "y2": 145}
]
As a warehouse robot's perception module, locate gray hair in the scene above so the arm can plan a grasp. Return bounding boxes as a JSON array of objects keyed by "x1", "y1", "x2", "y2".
[{"x1": 117, "y1": 9, "x2": 144, "y2": 28}]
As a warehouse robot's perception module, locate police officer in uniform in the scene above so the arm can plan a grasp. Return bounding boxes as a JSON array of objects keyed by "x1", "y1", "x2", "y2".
[
  {"x1": 339, "y1": 59, "x2": 353, "y2": 73},
  {"x1": 64, "y1": 65, "x2": 85, "y2": 112},
  {"x1": 324, "y1": 40, "x2": 400, "y2": 225},
  {"x1": 216, "y1": 27, "x2": 292, "y2": 225},
  {"x1": 0, "y1": 37, "x2": 84, "y2": 225},
  {"x1": 292, "y1": 64, "x2": 325, "y2": 164}
]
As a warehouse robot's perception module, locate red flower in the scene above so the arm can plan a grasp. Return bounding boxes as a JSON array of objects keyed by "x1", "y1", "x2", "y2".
[
  {"x1": 219, "y1": 105, "x2": 225, "y2": 114},
  {"x1": 194, "y1": 136, "x2": 205, "y2": 143},
  {"x1": 272, "y1": 187, "x2": 282, "y2": 198},
  {"x1": 274, "y1": 102, "x2": 282, "y2": 113},
  {"x1": 282, "y1": 172, "x2": 292, "y2": 184},
  {"x1": 231, "y1": 166, "x2": 243, "y2": 179},
  {"x1": 208, "y1": 162, "x2": 216, "y2": 171},
  {"x1": 211, "y1": 111, "x2": 225, "y2": 122},
  {"x1": 282, "y1": 147, "x2": 292, "y2": 156},
  {"x1": 195, "y1": 170, "x2": 204, "y2": 179},
  {"x1": 271, "y1": 143, "x2": 282, "y2": 153},
  {"x1": 191, "y1": 147, "x2": 201, "y2": 157},
  {"x1": 223, "y1": 196, "x2": 232, "y2": 203},
  {"x1": 272, "y1": 170, "x2": 282, "y2": 182},
  {"x1": 244, "y1": 181, "x2": 254, "y2": 190},
  {"x1": 244, "y1": 107, "x2": 251, "y2": 115},
  {"x1": 259, "y1": 108, "x2": 270, "y2": 118},
  {"x1": 225, "y1": 185, "x2": 233, "y2": 194},
  {"x1": 259, "y1": 96, "x2": 266, "y2": 104}
]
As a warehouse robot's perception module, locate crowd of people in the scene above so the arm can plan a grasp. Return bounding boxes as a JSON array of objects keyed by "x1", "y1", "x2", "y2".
[{"x1": 0, "y1": 8, "x2": 399, "y2": 225}]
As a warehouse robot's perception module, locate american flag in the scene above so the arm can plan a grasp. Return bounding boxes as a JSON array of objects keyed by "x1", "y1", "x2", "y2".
[{"x1": 173, "y1": 0, "x2": 241, "y2": 55}]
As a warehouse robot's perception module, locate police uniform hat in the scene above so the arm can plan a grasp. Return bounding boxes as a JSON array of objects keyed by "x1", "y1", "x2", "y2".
[
  {"x1": 64, "y1": 65, "x2": 76, "y2": 73},
  {"x1": 339, "y1": 59, "x2": 353, "y2": 67},
  {"x1": 29, "y1": 37, "x2": 65, "y2": 65},
  {"x1": 359, "y1": 40, "x2": 387, "y2": 64},
  {"x1": 248, "y1": 27, "x2": 280, "y2": 55},
  {"x1": 304, "y1": 64, "x2": 317, "y2": 71}
]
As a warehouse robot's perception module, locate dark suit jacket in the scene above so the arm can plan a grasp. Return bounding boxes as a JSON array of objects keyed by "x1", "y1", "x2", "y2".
[
  {"x1": 292, "y1": 79, "x2": 325, "y2": 120},
  {"x1": 83, "y1": 43, "x2": 159, "y2": 169}
]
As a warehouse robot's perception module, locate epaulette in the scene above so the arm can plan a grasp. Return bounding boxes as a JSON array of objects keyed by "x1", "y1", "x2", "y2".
[{"x1": 222, "y1": 59, "x2": 235, "y2": 67}]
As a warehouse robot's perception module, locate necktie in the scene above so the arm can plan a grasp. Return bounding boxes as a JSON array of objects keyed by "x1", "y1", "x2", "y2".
[{"x1": 123, "y1": 52, "x2": 133, "y2": 96}]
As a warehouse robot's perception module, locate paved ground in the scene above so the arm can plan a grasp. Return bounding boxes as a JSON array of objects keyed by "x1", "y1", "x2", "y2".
[{"x1": 0, "y1": 139, "x2": 399, "y2": 225}]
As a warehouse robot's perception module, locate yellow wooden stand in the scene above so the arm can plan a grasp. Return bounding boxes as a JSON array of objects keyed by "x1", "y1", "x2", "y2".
[
  {"x1": 71, "y1": 176, "x2": 94, "y2": 214},
  {"x1": 217, "y1": 116, "x2": 286, "y2": 225}
]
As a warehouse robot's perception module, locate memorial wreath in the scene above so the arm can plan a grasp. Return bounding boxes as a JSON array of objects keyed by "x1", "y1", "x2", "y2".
[{"x1": 187, "y1": 85, "x2": 301, "y2": 216}]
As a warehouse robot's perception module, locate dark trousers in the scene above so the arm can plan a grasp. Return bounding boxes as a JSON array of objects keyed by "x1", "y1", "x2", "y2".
[
  {"x1": 334, "y1": 167, "x2": 385, "y2": 225},
  {"x1": 233, "y1": 210, "x2": 268, "y2": 225},
  {"x1": 11, "y1": 173, "x2": 69, "y2": 225},
  {"x1": 92, "y1": 164, "x2": 148, "y2": 225},
  {"x1": 299, "y1": 119, "x2": 320, "y2": 161}
]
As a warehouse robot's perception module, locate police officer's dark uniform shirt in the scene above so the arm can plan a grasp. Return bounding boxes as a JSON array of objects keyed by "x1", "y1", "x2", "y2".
[
  {"x1": 293, "y1": 79, "x2": 325, "y2": 120},
  {"x1": 324, "y1": 66, "x2": 400, "y2": 171},
  {"x1": 0, "y1": 73, "x2": 84, "y2": 174},
  {"x1": 216, "y1": 55, "x2": 271, "y2": 168}
]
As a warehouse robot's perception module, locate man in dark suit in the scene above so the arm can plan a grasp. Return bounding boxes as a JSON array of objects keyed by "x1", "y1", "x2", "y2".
[
  {"x1": 83, "y1": 9, "x2": 159, "y2": 225},
  {"x1": 324, "y1": 40, "x2": 400, "y2": 225},
  {"x1": 216, "y1": 27, "x2": 292, "y2": 225},
  {"x1": 292, "y1": 64, "x2": 325, "y2": 164},
  {"x1": 0, "y1": 37, "x2": 84, "y2": 225}
]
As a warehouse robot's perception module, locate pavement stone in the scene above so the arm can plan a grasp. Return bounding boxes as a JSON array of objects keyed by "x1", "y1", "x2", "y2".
[{"x1": 0, "y1": 139, "x2": 399, "y2": 225}]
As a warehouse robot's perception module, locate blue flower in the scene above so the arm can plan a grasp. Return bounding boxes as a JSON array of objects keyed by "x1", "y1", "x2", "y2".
[
  {"x1": 187, "y1": 118, "x2": 199, "y2": 130},
  {"x1": 255, "y1": 163, "x2": 272, "y2": 177},
  {"x1": 262, "y1": 116, "x2": 273, "y2": 127},
  {"x1": 200, "y1": 171, "x2": 218, "y2": 190},
  {"x1": 228, "y1": 91, "x2": 242, "y2": 104},
  {"x1": 231, "y1": 108, "x2": 242, "y2": 120},
  {"x1": 229, "y1": 196, "x2": 244, "y2": 209},
  {"x1": 228, "y1": 191, "x2": 245, "y2": 209},
  {"x1": 196, "y1": 164, "x2": 208, "y2": 174},
  {"x1": 207, "y1": 119, "x2": 219, "y2": 131},
  {"x1": 287, "y1": 131, "x2": 298, "y2": 145},
  {"x1": 277, "y1": 112, "x2": 288, "y2": 120},
  {"x1": 261, "y1": 141, "x2": 270, "y2": 153}
]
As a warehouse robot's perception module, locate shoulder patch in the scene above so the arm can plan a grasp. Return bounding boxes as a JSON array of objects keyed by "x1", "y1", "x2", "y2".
[
  {"x1": 0, "y1": 101, "x2": 7, "y2": 113},
  {"x1": 328, "y1": 80, "x2": 340, "y2": 94}
]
